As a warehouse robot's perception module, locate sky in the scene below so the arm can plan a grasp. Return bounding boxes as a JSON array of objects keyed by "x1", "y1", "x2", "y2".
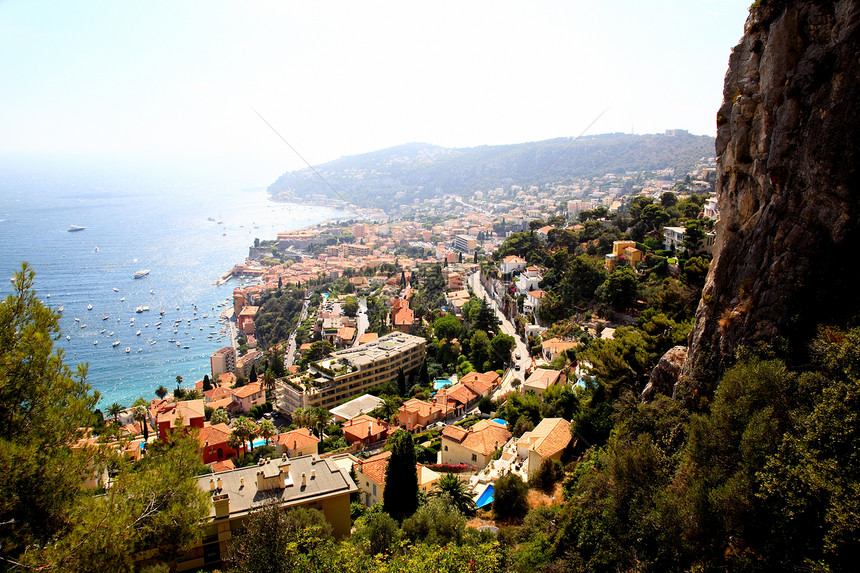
[{"x1": 0, "y1": 1, "x2": 753, "y2": 185}]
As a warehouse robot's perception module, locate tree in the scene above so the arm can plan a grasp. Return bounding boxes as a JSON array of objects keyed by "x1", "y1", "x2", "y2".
[
  {"x1": 262, "y1": 368, "x2": 276, "y2": 394},
  {"x1": 248, "y1": 365, "x2": 258, "y2": 384},
  {"x1": 470, "y1": 330, "x2": 492, "y2": 371},
  {"x1": 432, "y1": 473, "x2": 476, "y2": 516},
  {"x1": 490, "y1": 332, "x2": 516, "y2": 369},
  {"x1": 107, "y1": 402, "x2": 124, "y2": 425},
  {"x1": 155, "y1": 385, "x2": 168, "y2": 400},
  {"x1": 475, "y1": 298, "x2": 497, "y2": 335},
  {"x1": 352, "y1": 511, "x2": 400, "y2": 555},
  {"x1": 433, "y1": 314, "x2": 462, "y2": 342},
  {"x1": 175, "y1": 375, "x2": 183, "y2": 393},
  {"x1": 402, "y1": 496, "x2": 466, "y2": 546},
  {"x1": 493, "y1": 473, "x2": 529, "y2": 521},
  {"x1": 531, "y1": 458, "x2": 563, "y2": 494},
  {"x1": 224, "y1": 503, "x2": 333, "y2": 573},
  {"x1": 210, "y1": 407, "x2": 229, "y2": 426},
  {"x1": 397, "y1": 367, "x2": 407, "y2": 397},
  {"x1": 133, "y1": 405, "x2": 149, "y2": 442},
  {"x1": 599, "y1": 267, "x2": 639, "y2": 311},
  {"x1": 418, "y1": 360, "x2": 431, "y2": 388},
  {"x1": 0, "y1": 264, "x2": 99, "y2": 555},
  {"x1": 660, "y1": 191, "x2": 677, "y2": 208},
  {"x1": 342, "y1": 296, "x2": 359, "y2": 317},
  {"x1": 258, "y1": 419, "x2": 277, "y2": 446},
  {"x1": 231, "y1": 416, "x2": 258, "y2": 454},
  {"x1": 383, "y1": 430, "x2": 419, "y2": 521},
  {"x1": 202, "y1": 374, "x2": 212, "y2": 392}
]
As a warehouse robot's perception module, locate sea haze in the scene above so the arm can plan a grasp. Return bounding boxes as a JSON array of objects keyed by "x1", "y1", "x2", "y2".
[{"x1": 0, "y1": 157, "x2": 345, "y2": 408}]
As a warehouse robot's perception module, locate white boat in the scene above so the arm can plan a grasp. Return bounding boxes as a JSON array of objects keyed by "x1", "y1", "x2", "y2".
[
  {"x1": 113, "y1": 287, "x2": 119, "y2": 292},
  {"x1": 74, "y1": 317, "x2": 80, "y2": 322},
  {"x1": 135, "y1": 306, "x2": 150, "y2": 313},
  {"x1": 112, "y1": 341, "x2": 120, "y2": 347},
  {"x1": 150, "y1": 289, "x2": 155, "y2": 295},
  {"x1": 66, "y1": 335, "x2": 71, "y2": 340},
  {"x1": 93, "y1": 340, "x2": 98, "y2": 345},
  {"x1": 80, "y1": 324, "x2": 86, "y2": 329},
  {"x1": 136, "y1": 330, "x2": 141, "y2": 336},
  {"x1": 87, "y1": 304, "x2": 92, "y2": 310},
  {"x1": 58, "y1": 306, "x2": 64, "y2": 313},
  {"x1": 133, "y1": 269, "x2": 150, "y2": 279},
  {"x1": 67, "y1": 225, "x2": 86, "y2": 232},
  {"x1": 109, "y1": 331, "x2": 114, "y2": 336},
  {"x1": 103, "y1": 315, "x2": 109, "y2": 320},
  {"x1": 125, "y1": 347, "x2": 130, "y2": 353},
  {"x1": 120, "y1": 297, "x2": 125, "y2": 302}
]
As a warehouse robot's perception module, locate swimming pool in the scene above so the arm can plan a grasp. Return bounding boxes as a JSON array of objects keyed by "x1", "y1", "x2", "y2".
[
  {"x1": 491, "y1": 418, "x2": 506, "y2": 426},
  {"x1": 434, "y1": 380, "x2": 453, "y2": 390},
  {"x1": 475, "y1": 485, "x2": 495, "y2": 508}
]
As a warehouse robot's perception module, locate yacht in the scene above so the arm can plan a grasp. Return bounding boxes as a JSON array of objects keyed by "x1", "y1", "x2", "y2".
[
  {"x1": 135, "y1": 306, "x2": 150, "y2": 313},
  {"x1": 125, "y1": 347, "x2": 130, "y2": 353},
  {"x1": 133, "y1": 269, "x2": 150, "y2": 279},
  {"x1": 67, "y1": 225, "x2": 86, "y2": 232},
  {"x1": 113, "y1": 287, "x2": 119, "y2": 292},
  {"x1": 112, "y1": 341, "x2": 120, "y2": 347},
  {"x1": 87, "y1": 304, "x2": 92, "y2": 310},
  {"x1": 136, "y1": 330, "x2": 141, "y2": 336}
]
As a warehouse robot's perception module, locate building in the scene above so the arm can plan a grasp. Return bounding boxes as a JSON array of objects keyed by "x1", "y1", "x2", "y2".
[
  {"x1": 329, "y1": 394, "x2": 385, "y2": 422},
  {"x1": 500, "y1": 255, "x2": 527, "y2": 276},
  {"x1": 663, "y1": 226, "x2": 687, "y2": 251},
  {"x1": 522, "y1": 368, "x2": 566, "y2": 398},
  {"x1": 398, "y1": 398, "x2": 454, "y2": 431},
  {"x1": 198, "y1": 423, "x2": 238, "y2": 464},
  {"x1": 275, "y1": 332, "x2": 426, "y2": 415},
  {"x1": 175, "y1": 454, "x2": 356, "y2": 571},
  {"x1": 210, "y1": 347, "x2": 236, "y2": 379},
  {"x1": 353, "y1": 451, "x2": 441, "y2": 507},
  {"x1": 516, "y1": 418, "x2": 572, "y2": 479},
  {"x1": 155, "y1": 399, "x2": 205, "y2": 441},
  {"x1": 453, "y1": 234, "x2": 477, "y2": 252},
  {"x1": 341, "y1": 415, "x2": 391, "y2": 450},
  {"x1": 524, "y1": 290, "x2": 546, "y2": 314},
  {"x1": 605, "y1": 240, "x2": 644, "y2": 272},
  {"x1": 440, "y1": 420, "x2": 511, "y2": 470},
  {"x1": 541, "y1": 338, "x2": 577, "y2": 362},
  {"x1": 229, "y1": 382, "x2": 266, "y2": 415},
  {"x1": 272, "y1": 428, "x2": 320, "y2": 458}
]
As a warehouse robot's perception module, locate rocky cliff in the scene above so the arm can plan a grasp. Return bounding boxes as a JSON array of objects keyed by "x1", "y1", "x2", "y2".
[{"x1": 681, "y1": 0, "x2": 860, "y2": 396}]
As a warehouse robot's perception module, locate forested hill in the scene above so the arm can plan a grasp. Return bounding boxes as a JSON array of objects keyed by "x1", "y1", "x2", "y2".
[{"x1": 267, "y1": 132, "x2": 714, "y2": 209}]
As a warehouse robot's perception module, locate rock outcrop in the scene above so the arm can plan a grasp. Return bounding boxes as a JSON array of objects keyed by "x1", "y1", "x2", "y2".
[
  {"x1": 682, "y1": 0, "x2": 860, "y2": 395},
  {"x1": 642, "y1": 346, "x2": 687, "y2": 401}
]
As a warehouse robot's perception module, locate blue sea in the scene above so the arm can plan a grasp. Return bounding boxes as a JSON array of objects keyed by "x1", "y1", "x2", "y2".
[{"x1": 0, "y1": 156, "x2": 346, "y2": 408}]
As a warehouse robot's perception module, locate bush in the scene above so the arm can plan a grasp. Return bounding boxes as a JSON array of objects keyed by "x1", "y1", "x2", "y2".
[
  {"x1": 531, "y1": 458, "x2": 564, "y2": 494},
  {"x1": 401, "y1": 497, "x2": 466, "y2": 546},
  {"x1": 493, "y1": 473, "x2": 529, "y2": 521}
]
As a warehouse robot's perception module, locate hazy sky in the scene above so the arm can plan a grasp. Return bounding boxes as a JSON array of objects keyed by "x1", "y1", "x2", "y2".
[{"x1": 0, "y1": 1, "x2": 752, "y2": 184}]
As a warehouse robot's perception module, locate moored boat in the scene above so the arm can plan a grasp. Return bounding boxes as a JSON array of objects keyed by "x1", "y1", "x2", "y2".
[{"x1": 133, "y1": 269, "x2": 150, "y2": 279}]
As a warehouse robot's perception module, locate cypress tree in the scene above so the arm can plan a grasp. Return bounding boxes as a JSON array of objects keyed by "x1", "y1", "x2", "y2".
[{"x1": 383, "y1": 430, "x2": 419, "y2": 521}]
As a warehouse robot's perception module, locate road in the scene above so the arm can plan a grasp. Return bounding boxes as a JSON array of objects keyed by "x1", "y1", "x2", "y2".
[
  {"x1": 285, "y1": 296, "x2": 311, "y2": 368},
  {"x1": 468, "y1": 271, "x2": 530, "y2": 397},
  {"x1": 352, "y1": 297, "x2": 369, "y2": 347}
]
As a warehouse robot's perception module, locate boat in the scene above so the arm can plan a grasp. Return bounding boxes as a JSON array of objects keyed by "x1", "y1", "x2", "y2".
[
  {"x1": 135, "y1": 306, "x2": 150, "y2": 313},
  {"x1": 58, "y1": 306, "x2": 64, "y2": 313},
  {"x1": 133, "y1": 269, "x2": 150, "y2": 279},
  {"x1": 93, "y1": 340, "x2": 98, "y2": 345},
  {"x1": 109, "y1": 331, "x2": 114, "y2": 336},
  {"x1": 103, "y1": 315, "x2": 109, "y2": 320},
  {"x1": 67, "y1": 225, "x2": 86, "y2": 232},
  {"x1": 120, "y1": 297, "x2": 125, "y2": 302},
  {"x1": 113, "y1": 287, "x2": 119, "y2": 292},
  {"x1": 125, "y1": 347, "x2": 130, "y2": 353},
  {"x1": 87, "y1": 304, "x2": 92, "y2": 310},
  {"x1": 66, "y1": 335, "x2": 71, "y2": 340},
  {"x1": 74, "y1": 317, "x2": 80, "y2": 322},
  {"x1": 136, "y1": 330, "x2": 141, "y2": 336},
  {"x1": 112, "y1": 341, "x2": 120, "y2": 347},
  {"x1": 93, "y1": 246, "x2": 99, "y2": 252},
  {"x1": 99, "y1": 329, "x2": 105, "y2": 334},
  {"x1": 150, "y1": 289, "x2": 155, "y2": 295},
  {"x1": 80, "y1": 324, "x2": 86, "y2": 329}
]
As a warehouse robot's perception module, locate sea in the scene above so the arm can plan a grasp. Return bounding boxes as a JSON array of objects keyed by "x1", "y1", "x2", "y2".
[{"x1": 0, "y1": 156, "x2": 346, "y2": 408}]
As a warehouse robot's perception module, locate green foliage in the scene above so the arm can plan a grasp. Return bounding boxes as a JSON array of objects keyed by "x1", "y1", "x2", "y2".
[
  {"x1": 352, "y1": 511, "x2": 400, "y2": 555},
  {"x1": 254, "y1": 286, "x2": 306, "y2": 347},
  {"x1": 432, "y1": 473, "x2": 477, "y2": 517},
  {"x1": 493, "y1": 473, "x2": 529, "y2": 521},
  {"x1": 210, "y1": 407, "x2": 229, "y2": 426},
  {"x1": 598, "y1": 267, "x2": 639, "y2": 311},
  {"x1": 224, "y1": 504, "x2": 334, "y2": 573},
  {"x1": 401, "y1": 496, "x2": 466, "y2": 546},
  {"x1": 681, "y1": 255, "x2": 709, "y2": 287},
  {"x1": 342, "y1": 296, "x2": 359, "y2": 317},
  {"x1": 383, "y1": 430, "x2": 419, "y2": 521},
  {"x1": 531, "y1": 459, "x2": 564, "y2": 494}
]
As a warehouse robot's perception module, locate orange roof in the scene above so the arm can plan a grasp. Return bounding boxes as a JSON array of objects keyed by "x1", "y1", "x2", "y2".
[
  {"x1": 342, "y1": 415, "x2": 389, "y2": 442},
  {"x1": 210, "y1": 459, "x2": 235, "y2": 473},
  {"x1": 358, "y1": 332, "x2": 378, "y2": 344},
  {"x1": 528, "y1": 290, "x2": 547, "y2": 299},
  {"x1": 337, "y1": 326, "x2": 356, "y2": 340},
  {"x1": 232, "y1": 382, "x2": 263, "y2": 399},
  {"x1": 217, "y1": 372, "x2": 237, "y2": 386},
  {"x1": 400, "y1": 398, "x2": 451, "y2": 418},
  {"x1": 524, "y1": 368, "x2": 564, "y2": 391},
  {"x1": 436, "y1": 383, "x2": 479, "y2": 407},
  {"x1": 207, "y1": 397, "x2": 233, "y2": 411},
  {"x1": 442, "y1": 421, "x2": 511, "y2": 457},
  {"x1": 357, "y1": 451, "x2": 392, "y2": 485},
  {"x1": 158, "y1": 399, "x2": 205, "y2": 428},
  {"x1": 520, "y1": 418, "x2": 572, "y2": 458},
  {"x1": 393, "y1": 307, "x2": 414, "y2": 326},
  {"x1": 459, "y1": 371, "x2": 500, "y2": 395},
  {"x1": 204, "y1": 386, "x2": 233, "y2": 401},
  {"x1": 273, "y1": 427, "x2": 320, "y2": 451},
  {"x1": 198, "y1": 422, "x2": 231, "y2": 447}
]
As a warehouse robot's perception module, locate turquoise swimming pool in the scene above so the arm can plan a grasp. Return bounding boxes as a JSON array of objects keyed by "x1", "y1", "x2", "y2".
[
  {"x1": 491, "y1": 418, "x2": 506, "y2": 426},
  {"x1": 475, "y1": 485, "x2": 495, "y2": 508},
  {"x1": 434, "y1": 380, "x2": 453, "y2": 390}
]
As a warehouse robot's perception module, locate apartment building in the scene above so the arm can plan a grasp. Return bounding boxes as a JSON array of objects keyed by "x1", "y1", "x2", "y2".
[
  {"x1": 210, "y1": 346, "x2": 236, "y2": 379},
  {"x1": 275, "y1": 332, "x2": 426, "y2": 415}
]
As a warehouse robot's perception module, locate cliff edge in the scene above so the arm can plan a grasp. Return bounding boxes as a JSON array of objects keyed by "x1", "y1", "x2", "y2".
[{"x1": 682, "y1": 0, "x2": 860, "y2": 395}]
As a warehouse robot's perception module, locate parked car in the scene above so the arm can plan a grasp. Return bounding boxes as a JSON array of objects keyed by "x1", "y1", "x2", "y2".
[
  {"x1": 515, "y1": 352, "x2": 521, "y2": 360},
  {"x1": 514, "y1": 363, "x2": 521, "y2": 371}
]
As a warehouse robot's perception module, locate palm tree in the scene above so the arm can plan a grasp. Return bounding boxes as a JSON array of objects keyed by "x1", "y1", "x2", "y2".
[
  {"x1": 231, "y1": 416, "x2": 258, "y2": 453},
  {"x1": 258, "y1": 419, "x2": 277, "y2": 446},
  {"x1": 311, "y1": 408, "x2": 330, "y2": 439},
  {"x1": 210, "y1": 407, "x2": 229, "y2": 426},
  {"x1": 433, "y1": 473, "x2": 477, "y2": 516},
  {"x1": 262, "y1": 368, "x2": 276, "y2": 394},
  {"x1": 175, "y1": 375, "x2": 183, "y2": 391},
  {"x1": 227, "y1": 431, "x2": 243, "y2": 457},
  {"x1": 106, "y1": 403, "x2": 124, "y2": 425},
  {"x1": 132, "y1": 405, "x2": 149, "y2": 442}
]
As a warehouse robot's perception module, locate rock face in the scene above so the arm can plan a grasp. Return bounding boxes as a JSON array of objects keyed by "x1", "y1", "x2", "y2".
[
  {"x1": 643, "y1": 346, "x2": 687, "y2": 401},
  {"x1": 683, "y1": 0, "x2": 860, "y2": 393}
]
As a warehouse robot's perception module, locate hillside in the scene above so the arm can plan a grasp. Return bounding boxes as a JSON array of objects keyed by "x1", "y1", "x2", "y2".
[{"x1": 267, "y1": 132, "x2": 714, "y2": 209}]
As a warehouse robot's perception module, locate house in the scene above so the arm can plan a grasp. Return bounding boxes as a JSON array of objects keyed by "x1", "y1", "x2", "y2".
[
  {"x1": 272, "y1": 428, "x2": 320, "y2": 458},
  {"x1": 155, "y1": 399, "x2": 205, "y2": 441},
  {"x1": 435, "y1": 383, "x2": 480, "y2": 416},
  {"x1": 198, "y1": 423, "x2": 238, "y2": 464},
  {"x1": 606, "y1": 240, "x2": 644, "y2": 272},
  {"x1": 229, "y1": 382, "x2": 266, "y2": 415},
  {"x1": 524, "y1": 289, "x2": 546, "y2": 314},
  {"x1": 353, "y1": 451, "x2": 440, "y2": 507},
  {"x1": 341, "y1": 415, "x2": 391, "y2": 449},
  {"x1": 440, "y1": 420, "x2": 511, "y2": 470},
  {"x1": 392, "y1": 306, "x2": 415, "y2": 333},
  {"x1": 356, "y1": 332, "x2": 378, "y2": 345},
  {"x1": 329, "y1": 394, "x2": 385, "y2": 423},
  {"x1": 335, "y1": 326, "x2": 356, "y2": 347},
  {"x1": 516, "y1": 418, "x2": 571, "y2": 479},
  {"x1": 536, "y1": 225, "x2": 554, "y2": 241},
  {"x1": 541, "y1": 338, "x2": 577, "y2": 362},
  {"x1": 173, "y1": 454, "x2": 356, "y2": 571},
  {"x1": 398, "y1": 398, "x2": 454, "y2": 431},
  {"x1": 500, "y1": 255, "x2": 527, "y2": 276},
  {"x1": 458, "y1": 371, "x2": 501, "y2": 397},
  {"x1": 522, "y1": 368, "x2": 566, "y2": 398},
  {"x1": 514, "y1": 267, "x2": 542, "y2": 295}
]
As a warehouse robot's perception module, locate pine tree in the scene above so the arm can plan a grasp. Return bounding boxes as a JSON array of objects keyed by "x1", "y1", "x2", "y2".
[
  {"x1": 383, "y1": 430, "x2": 419, "y2": 521},
  {"x1": 397, "y1": 367, "x2": 407, "y2": 396}
]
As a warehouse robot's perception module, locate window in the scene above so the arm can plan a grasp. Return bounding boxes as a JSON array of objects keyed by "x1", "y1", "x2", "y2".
[
  {"x1": 373, "y1": 484, "x2": 377, "y2": 496},
  {"x1": 217, "y1": 448, "x2": 223, "y2": 459},
  {"x1": 471, "y1": 454, "x2": 477, "y2": 462},
  {"x1": 444, "y1": 445, "x2": 448, "y2": 451}
]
